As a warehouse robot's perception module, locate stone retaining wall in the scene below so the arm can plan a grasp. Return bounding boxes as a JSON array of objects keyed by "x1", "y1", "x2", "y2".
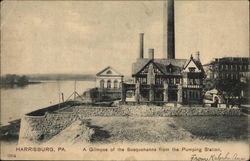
[{"x1": 122, "y1": 105, "x2": 242, "y2": 117}]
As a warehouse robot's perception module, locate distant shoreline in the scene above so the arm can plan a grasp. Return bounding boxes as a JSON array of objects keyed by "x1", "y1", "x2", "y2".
[
  {"x1": 0, "y1": 79, "x2": 96, "y2": 89},
  {"x1": 0, "y1": 81, "x2": 42, "y2": 88}
]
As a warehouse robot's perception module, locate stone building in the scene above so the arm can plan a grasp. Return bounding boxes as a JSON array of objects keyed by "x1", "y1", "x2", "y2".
[
  {"x1": 96, "y1": 66, "x2": 124, "y2": 89},
  {"x1": 121, "y1": 46, "x2": 205, "y2": 105},
  {"x1": 120, "y1": 0, "x2": 205, "y2": 105}
]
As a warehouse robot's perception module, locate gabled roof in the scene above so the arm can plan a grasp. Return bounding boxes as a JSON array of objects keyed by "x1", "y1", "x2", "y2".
[
  {"x1": 132, "y1": 58, "x2": 188, "y2": 75},
  {"x1": 134, "y1": 60, "x2": 165, "y2": 75},
  {"x1": 183, "y1": 57, "x2": 205, "y2": 72},
  {"x1": 96, "y1": 66, "x2": 123, "y2": 77}
]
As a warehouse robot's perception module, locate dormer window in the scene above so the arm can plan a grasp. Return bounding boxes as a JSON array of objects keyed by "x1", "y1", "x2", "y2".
[
  {"x1": 189, "y1": 67, "x2": 195, "y2": 72},
  {"x1": 167, "y1": 64, "x2": 173, "y2": 73}
]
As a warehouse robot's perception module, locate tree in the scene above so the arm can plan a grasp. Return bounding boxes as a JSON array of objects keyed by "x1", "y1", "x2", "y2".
[
  {"x1": 17, "y1": 75, "x2": 29, "y2": 86},
  {"x1": 213, "y1": 78, "x2": 246, "y2": 107},
  {"x1": 4, "y1": 74, "x2": 17, "y2": 84}
]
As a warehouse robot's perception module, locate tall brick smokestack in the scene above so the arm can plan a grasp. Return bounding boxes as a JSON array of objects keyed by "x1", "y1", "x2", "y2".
[
  {"x1": 139, "y1": 33, "x2": 144, "y2": 59},
  {"x1": 163, "y1": 0, "x2": 175, "y2": 59}
]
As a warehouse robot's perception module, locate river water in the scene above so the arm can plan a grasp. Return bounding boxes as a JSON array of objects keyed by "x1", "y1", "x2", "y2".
[{"x1": 0, "y1": 80, "x2": 95, "y2": 125}]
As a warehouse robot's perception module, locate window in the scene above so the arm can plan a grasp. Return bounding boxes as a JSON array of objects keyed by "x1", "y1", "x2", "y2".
[
  {"x1": 176, "y1": 78, "x2": 180, "y2": 84},
  {"x1": 156, "y1": 77, "x2": 162, "y2": 85},
  {"x1": 183, "y1": 91, "x2": 187, "y2": 99},
  {"x1": 100, "y1": 80, "x2": 105, "y2": 88},
  {"x1": 141, "y1": 78, "x2": 147, "y2": 84},
  {"x1": 107, "y1": 80, "x2": 111, "y2": 88},
  {"x1": 189, "y1": 91, "x2": 193, "y2": 99},
  {"x1": 196, "y1": 91, "x2": 200, "y2": 98},
  {"x1": 235, "y1": 74, "x2": 238, "y2": 80},
  {"x1": 169, "y1": 78, "x2": 174, "y2": 84},
  {"x1": 189, "y1": 79, "x2": 194, "y2": 85},
  {"x1": 221, "y1": 73, "x2": 224, "y2": 79},
  {"x1": 189, "y1": 67, "x2": 195, "y2": 72},
  {"x1": 113, "y1": 80, "x2": 118, "y2": 88},
  {"x1": 195, "y1": 79, "x2": 200, "y2": 85}
]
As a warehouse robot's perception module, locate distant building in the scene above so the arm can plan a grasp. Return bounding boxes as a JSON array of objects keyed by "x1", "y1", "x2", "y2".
[
  {"x1": 203, "y1": 57, "x2": 250, "y2": 81},
  {"x1": 203, "y1": 57, "x2": 250, "y2": 101},
  {"x1": 82, "y1": 66, "x2": 124, "y2": 103},
  {"x1": 96, "y1": 66, "x2": 124, "y2": 89}
]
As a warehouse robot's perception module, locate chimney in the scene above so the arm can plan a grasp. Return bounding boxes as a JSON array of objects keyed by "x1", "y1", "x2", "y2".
[
  {"x1": 163, "y1": 0, "x2": 175, "y2": 59},
  {"x1": 193, "y1": 51, "x2": 200, "y2": 61},
  {"x1": 148, "y1": 48, "x2": 154, "y2": 60},
  {"x1": 139, "y1": 33, "x2": 144, "y2": 59}
]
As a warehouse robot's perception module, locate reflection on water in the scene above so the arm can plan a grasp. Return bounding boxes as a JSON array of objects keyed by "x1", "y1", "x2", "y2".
[
  {"x1": 0, "y1": 83, "x2": 29, "y2": 89},
  {"x1": 0, "y1": 81, "x2": 95, "y2": 125}
]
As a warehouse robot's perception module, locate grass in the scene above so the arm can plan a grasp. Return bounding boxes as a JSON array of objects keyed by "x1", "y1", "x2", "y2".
[
  {"x1": 173, "y1": 116, "x2": 248, "y2": 142},
  {"x1": 80, "y1": 116, "x2": 248, "y2": 143},
  {"x1": 87, "y1": 117, "x2": 194, "y2": 143},
  {"x1": 1, "y1": 116, "x2": 248, "y2": 144}
]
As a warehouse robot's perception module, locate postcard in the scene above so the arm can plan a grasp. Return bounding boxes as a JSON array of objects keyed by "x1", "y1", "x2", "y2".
[{"x1": 1, "y1": 0, "x2": 249, "y2": 160}]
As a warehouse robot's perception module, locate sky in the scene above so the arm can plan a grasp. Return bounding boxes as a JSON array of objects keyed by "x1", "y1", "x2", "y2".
[{"x1": 1, "y1": 0, "x2": 249, "y2": 76}]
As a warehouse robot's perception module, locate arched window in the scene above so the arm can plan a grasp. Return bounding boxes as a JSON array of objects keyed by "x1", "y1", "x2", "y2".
[
  {"x1": 113, "y1": 80, "x2": 118, "y2": 88},
  {"x1": 100, "y1": 80, "x2": 105, "y2": 88},
  {"x1": 107, "y1": 80, "x2": 111, "y2": 88}
]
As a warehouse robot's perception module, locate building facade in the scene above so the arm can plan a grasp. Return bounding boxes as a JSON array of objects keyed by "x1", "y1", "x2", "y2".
[
  {"x1": 121, "y1": 50, "x2": 205, "y2": 105},
  {"x1": 96, "y1": 66, "x2": 124, "y2": 89},
  {"x1": 203, "y1": 57, "x2": 250, "y2": 100},
  {"x1": 203, "y1": 57, "x2": 250, "y2": 81}
]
